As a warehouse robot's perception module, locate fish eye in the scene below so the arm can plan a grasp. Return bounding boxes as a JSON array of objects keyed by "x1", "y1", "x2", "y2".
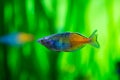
[{"x1": 41, "y1": 39, "x2": 44, "y2": 42}]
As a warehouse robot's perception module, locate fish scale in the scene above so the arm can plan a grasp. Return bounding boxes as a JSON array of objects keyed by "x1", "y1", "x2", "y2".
[{"x1": 38, "y1": 30, "x2": 100, "y2": 52}]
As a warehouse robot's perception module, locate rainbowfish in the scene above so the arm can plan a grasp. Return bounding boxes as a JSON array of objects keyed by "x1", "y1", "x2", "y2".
[
  {"x1": 0, "y1": 33, "x2": 33, "y2": 45},
  {"x1": 37, "y1": 30, "x2": 100, "y2": 52}
]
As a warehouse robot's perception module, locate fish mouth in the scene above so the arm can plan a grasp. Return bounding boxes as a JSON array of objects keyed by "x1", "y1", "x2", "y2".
[
  {"x1": 37, "y1": 38, "x2": 44, "y2": 43},
  {"x1": 37, "y1": 37, "x2": 49, "y2": 43}
]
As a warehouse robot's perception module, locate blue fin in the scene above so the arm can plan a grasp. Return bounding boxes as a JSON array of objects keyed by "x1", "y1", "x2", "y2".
[{"x1": 89, "y1": 30, "x2": 100, "y2": 48}]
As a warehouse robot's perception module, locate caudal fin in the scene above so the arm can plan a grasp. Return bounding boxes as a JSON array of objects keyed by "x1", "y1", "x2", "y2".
[{"x1": 89, "y1": 30, "x2": 100, "y2": 48}]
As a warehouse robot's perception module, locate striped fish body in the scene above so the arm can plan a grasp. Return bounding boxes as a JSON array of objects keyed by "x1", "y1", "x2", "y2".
[{"x1": 38, "y1": 32, "x2": 92, "y2": 52}]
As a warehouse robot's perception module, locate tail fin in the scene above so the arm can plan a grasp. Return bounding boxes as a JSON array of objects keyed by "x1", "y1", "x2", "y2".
[{"x1": 89, "y1": 30, "x2": 100, "y2": 48}]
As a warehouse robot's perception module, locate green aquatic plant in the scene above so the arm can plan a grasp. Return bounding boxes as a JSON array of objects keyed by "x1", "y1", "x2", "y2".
[{"x1": 0, "y1": 0, "x2": 120, "y2": 80}]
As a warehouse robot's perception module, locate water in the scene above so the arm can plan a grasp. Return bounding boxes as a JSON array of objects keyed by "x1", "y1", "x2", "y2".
[{"x1": 0, "y1": 0, "x2": 120, "y2": 80}]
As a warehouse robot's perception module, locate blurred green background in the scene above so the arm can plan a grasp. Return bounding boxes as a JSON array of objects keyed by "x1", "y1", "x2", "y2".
[{"x1": 0, "y1": 0, "x2": 120, "y2": 80}]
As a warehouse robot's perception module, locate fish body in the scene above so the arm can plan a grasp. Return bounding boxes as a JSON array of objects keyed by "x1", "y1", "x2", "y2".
[
  {"x1": 0, "y1": 33, "x2": 33, "y2": 45},
  {"x1": 37, "y1": 30, "x2": 100, "y2": 52}
]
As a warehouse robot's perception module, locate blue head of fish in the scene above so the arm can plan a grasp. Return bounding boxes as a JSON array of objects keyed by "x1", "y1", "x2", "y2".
[
  {"x1": 37, "y1": 37, "x2": 54, "y2": 49},
  {"x1": 37, "y1": 36, "x2": 71, "y2": 51}
]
